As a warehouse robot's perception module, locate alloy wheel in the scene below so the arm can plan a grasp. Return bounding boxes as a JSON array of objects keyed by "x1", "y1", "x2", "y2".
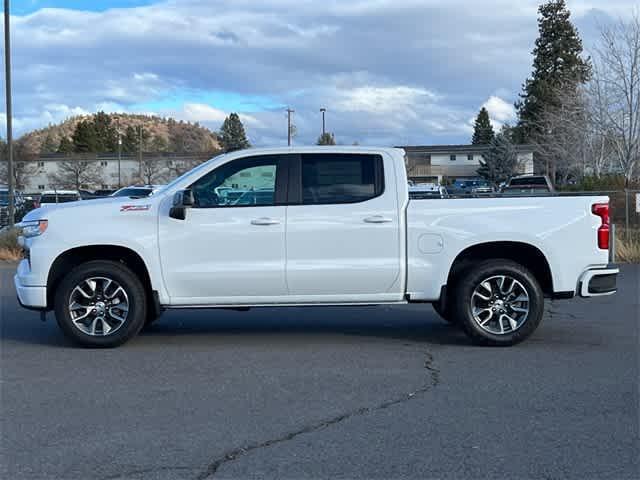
[{"x1": 68, "y1": 277, "x2": 130, "y2": 336}]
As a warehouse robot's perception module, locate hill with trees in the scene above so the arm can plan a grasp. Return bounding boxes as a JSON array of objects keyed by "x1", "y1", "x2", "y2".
[{"x1": 17, "y1": 113, "x2": 220, "y2": 158}]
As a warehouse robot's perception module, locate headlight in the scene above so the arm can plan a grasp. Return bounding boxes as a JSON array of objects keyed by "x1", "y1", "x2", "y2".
[{"x1": 18, "y1": 220, "x2": 48, "y2": 238}]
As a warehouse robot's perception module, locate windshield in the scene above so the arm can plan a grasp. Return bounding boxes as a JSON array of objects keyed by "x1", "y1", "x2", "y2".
[
  {"x1": 40, "y1": 194, "x2": 79, "y2": 203},
  {"x1": 154, "y1": 152, "x2": 227, "y2": 195},
  {"x1": 112, "y1": 188, "x2": 153, "y2": 198},
  {"x1": 510, "y1": 176, "x2": 547, "y2": 186}
]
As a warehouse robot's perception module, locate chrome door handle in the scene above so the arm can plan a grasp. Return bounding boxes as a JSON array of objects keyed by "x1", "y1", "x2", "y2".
[
  {"x1": 364, "y1": 215, "x2": 393, "y2": 224},
  {"x1": 251, "y1": 217, "x2": 281, "y2": 226}
]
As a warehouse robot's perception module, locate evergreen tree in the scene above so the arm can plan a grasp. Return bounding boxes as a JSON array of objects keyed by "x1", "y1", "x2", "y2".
[
  {"x1": 57, "y1": 136, "x2": 74, "y2": 153},
  {"x1": 92, "y1": 111, "x2": 117, "y2": 152},
  {"x1": 316, "y1": 132, "x2": 336, "y2": 145},
  {"x1": 72, "y1": 119, "x2": 98, "y2": 152},
  {"x1": 219, "y1": 113, "x2": 250, "y2": 152},
  {"x1": 514, "y1": 0, "x2": 591, "y2": 143},
  {"x1": 477, "y1": 133, "x2": 519, "y2": 186},
  {"x1": 471, "y1": 107, "x2": 495, "y2": 144},
  {"x1": 122, "y1": 126, "x2": 139, "y2": 153},
  {"x1": 41, "y1": 133, "x2": 58, "y2": 154}
]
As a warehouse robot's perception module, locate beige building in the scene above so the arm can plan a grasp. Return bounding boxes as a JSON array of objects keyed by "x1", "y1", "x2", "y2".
[{"x1": 400, "y1": 144, "x2": 534, "y2": 184}]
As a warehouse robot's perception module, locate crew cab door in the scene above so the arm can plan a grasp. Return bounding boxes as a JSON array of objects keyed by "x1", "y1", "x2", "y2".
[
  {"x1": 158, "y1": 154, "x2": 291, "y2": 305},
  {"x1": 285, "y1": 152, "x2": 403, "y2": 301}
]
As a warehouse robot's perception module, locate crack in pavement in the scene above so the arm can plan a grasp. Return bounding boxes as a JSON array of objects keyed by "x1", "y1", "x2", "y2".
[{"x1": 195, "y1": 348, "x2": 440, "y2": 479}]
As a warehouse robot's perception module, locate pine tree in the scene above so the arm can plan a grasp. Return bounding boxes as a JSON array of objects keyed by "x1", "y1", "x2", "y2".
[
  {"x1": 57, "y1": 137, "x2": 74, "y2": 153},
  {"x1": 316, "y1": 132, "x2": 336, "y2": 145},
  {"x1": 72, "y1": 119, "x2": 98, "y2": 152},
  {"x1": 471, "y1": 107, "x2": 495, "y2": 145},
  {"x1": 92, "y1": 111, "x2": 117, "y2": 152},
  {"x1": 514, "y1": 0, "x2": 591, "y2": 143},
  {"x1": 477, "y1": 133, "x2": 519, "y2": 186},
  {"x1": 219, "y1": 113, "x2": 250, "y2": 152},
  {"x1": 122, "y1": 126, "x2": 139, "y2": 153}
]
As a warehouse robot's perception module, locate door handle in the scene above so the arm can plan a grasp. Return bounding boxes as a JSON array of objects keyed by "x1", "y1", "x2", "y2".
[
  {"x1": 251, "y1": 217, "x2": 281, "y2": 226},
  {"x1": 364, "y1": 215, "x2": 393, "y2": 224}
]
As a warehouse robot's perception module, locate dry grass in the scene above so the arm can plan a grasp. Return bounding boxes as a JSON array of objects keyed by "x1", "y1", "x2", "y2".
[
  {"x1": 0, "y1": 228, "x2": 23, "y2": 262},
  {"x1": 615, "y1": 228, "x2": 640, "y2": 264}
]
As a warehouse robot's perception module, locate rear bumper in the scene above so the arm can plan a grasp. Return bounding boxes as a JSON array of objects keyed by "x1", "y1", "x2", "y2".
[
  {"x1": 14, "y1": 274, "x2": 47, "y2": 309},
  {"x1": 578, "y1": 266, "x2": 619, "y2": 298}
]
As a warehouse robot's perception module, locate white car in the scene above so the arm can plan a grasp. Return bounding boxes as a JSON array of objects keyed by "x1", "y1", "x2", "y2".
[
  {"x1": 111, "y1": 185, "x2": 164, "y2": 198},
  {"x1": 38, "y1": 190, "x2": 82, "y2": 207},
  {"x1": 15, "y1": 147, "x2": 618, "y2": 347}
]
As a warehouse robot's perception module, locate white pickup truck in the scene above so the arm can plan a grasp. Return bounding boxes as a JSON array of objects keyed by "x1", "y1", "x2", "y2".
[{"x1": 15, "y1": 147, "x2": 618, "y2": 347}]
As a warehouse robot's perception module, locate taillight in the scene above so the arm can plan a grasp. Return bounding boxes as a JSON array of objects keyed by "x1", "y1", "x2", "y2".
[{"x1": 592, "y1": 203, "x2": 610, "y2": 250}]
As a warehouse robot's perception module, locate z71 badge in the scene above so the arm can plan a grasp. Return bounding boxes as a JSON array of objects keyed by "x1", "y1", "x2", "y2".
[{"x1": 120, "y1": 205, "x2": 151, "y2": 212}]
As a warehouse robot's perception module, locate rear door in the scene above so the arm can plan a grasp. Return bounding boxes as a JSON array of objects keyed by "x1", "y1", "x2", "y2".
[{"x1": 285, "y1": 152, "x2": 403, "y2": 302}]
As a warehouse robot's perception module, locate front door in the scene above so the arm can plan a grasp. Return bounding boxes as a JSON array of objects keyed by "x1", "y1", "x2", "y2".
[{"x1": 159, "y1": 154, "x2": 290, "y2": 305}]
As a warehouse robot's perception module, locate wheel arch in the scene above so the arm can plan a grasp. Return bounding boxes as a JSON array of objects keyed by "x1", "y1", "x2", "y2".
[
  {"x1": 446, "y1": 241, "x2": 554, "y2": 296},
  {"x1": 47, "y1": 245, "x2": 154, "y2": 310}
]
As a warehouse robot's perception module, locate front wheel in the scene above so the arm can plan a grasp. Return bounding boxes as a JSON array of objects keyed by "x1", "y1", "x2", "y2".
[
  {"x1": 451, "y1": 259, "x2": 544, "y2": 346},
  {"x1": 54, "y1": 260, "x2": 147, "y2": 347}
]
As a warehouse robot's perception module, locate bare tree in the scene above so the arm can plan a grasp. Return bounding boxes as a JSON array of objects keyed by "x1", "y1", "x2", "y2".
[
  {"x1": 136, "y1": 157, "x2": 167, "y2": 185},
  {"x1": 51, "y1": 157, "x2": 104, "y2": 190},
  {"x1": 0, "y1": 142, "x2": 40, "y2": 190},
  {"x1": 593, "y1": 13, "x2": 640, "y2": 184}
]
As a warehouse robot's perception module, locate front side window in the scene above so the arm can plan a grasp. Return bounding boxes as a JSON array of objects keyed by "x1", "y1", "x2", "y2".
[
  {"x1": 190, "y1": 155, "x2": 283, "y2": 208},
  {"x1": 300, "y1": 153, "x2": 384, "y2": 205}
]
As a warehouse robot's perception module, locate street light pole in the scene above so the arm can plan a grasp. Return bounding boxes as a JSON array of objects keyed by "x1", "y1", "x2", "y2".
[
  {"x1": 4, "y1": 0, "x2": 14, "y2": 227},
  {"x1": 320, "y1": 108, "x2": 326, "y2": 136}
]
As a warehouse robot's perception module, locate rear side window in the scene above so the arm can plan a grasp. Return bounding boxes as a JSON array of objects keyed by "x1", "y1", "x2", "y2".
[
  {"x1": 300, "y1": 154, "x2": 384, "y2": 205},
  {"x1": 510, "y1": 176, "x2": 547, "y2": 186}
]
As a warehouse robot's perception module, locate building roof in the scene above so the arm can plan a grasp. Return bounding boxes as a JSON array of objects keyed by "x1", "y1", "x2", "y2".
[{"x1": 398, "y1": 144, "x2": 534, "y2": 154}]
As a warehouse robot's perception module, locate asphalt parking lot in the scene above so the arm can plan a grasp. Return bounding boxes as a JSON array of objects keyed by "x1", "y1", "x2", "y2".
[{"x1": 1, "y1": 263, "x2": 638, "y2": 480}]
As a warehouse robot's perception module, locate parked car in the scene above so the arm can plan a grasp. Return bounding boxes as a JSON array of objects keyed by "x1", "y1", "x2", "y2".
[
  {"x1": 93, "y1": 189, "x2": 117, "y2": 198},
  {"x1": 450, "y1": 178, "x2": 492, "y2": 195},
  {"x1": 502, "y1": 175, "x2": 554, "y2": 195},
  {"x1": 38, "y1": 190, "x2": 82, "y2": 207},
  {"x1": 111, "y1": 185, "x2": 164, "y2": 198},
  {"x1": 15, "y1": 147, "x2": 618, "y2": 348},
  {"x1": 408, "y1": 182, "x2": 448, "y2": 198},
  {"x1": 0, "y1": 187, "x2": 27, "y2": 226}
]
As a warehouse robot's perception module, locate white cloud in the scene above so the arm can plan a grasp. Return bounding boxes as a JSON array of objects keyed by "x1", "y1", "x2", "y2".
[{"x1": 482, "y1": 95, "x2": 517, "y2": 128}]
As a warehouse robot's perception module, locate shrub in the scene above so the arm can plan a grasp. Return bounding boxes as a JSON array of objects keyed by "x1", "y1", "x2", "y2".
[{"x1": 0, "y1": 228, "x2": 22, "y2": 261}]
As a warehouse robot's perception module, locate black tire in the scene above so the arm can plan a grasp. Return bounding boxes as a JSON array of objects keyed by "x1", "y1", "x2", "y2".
[
  {"x1": 54, "y1": 260, "x2": 147, "y2": 348},
  {"x1": 451, "y1": 259, "x2": 544, "y2": 346}
]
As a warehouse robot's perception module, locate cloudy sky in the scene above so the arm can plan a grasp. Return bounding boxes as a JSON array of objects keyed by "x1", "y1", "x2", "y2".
[{"x1": 0, "y1": 0, "x2": 635, "y2": 146}]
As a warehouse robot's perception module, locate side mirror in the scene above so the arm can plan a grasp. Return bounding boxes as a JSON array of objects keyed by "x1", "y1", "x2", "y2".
[{"x1": 169, "y1": 189, "x2": 194, "y2": 220}]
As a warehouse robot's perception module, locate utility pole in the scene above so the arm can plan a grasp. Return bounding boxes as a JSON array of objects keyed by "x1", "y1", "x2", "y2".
[
  {"x1": 115, "y1": 117, "x2": 122, "y2": 188},
  {"x1": 320, "y1": 108, "x2": 326, "y2": 136},
  {"x1": 138, "y1": 124, "x2": 143, "y2": 182},
  {"x1": 4, "y1": 0, "x2": 14, "y2": 227},
  {"x1": 286, "y1": 108, "x2": 294, "y2": 146}
]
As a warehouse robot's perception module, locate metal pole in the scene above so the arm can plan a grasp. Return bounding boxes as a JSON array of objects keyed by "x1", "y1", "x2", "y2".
[
  {"x1": 320, "y1": 108, "x2": 326, "y2": 136},
  {"x1": 116, "y1": 117, "x2": 121, "y2": 188},
  {"x1": 4, "y1": 0, "x2": 14, "y2": 227},
  {"x1": 625, "y1": 189, "x2": 630, "y2": 237},
  {"x1": 287, "y1": 109, "x2": 294, "y2": 146}
]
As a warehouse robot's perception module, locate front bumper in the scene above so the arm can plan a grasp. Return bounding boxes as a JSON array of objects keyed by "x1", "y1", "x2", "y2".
[
  {"x1": 578, "y1": 265, "x2": 619, "y2": 298},
  {"x1": 14, "y1": 259, "x2": 48, "y2": 309}
]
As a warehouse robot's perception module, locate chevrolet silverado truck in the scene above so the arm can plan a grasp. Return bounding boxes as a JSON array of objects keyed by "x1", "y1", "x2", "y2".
[{"x1": 14, "y1": 147, "x2": 618, "y2": 347}]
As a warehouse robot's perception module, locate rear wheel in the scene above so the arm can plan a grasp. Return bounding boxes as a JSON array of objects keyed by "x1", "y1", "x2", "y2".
[
  {"x1": 54, "y1": 260, "x2": 147, "y2": 347},
  {"x1": 451, "y1": 259, "x2": 544, "y2": 346}
]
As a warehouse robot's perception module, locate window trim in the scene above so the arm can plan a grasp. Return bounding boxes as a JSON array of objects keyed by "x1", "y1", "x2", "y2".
[
  {"x1": 188, "y1": 153, "x2": 290, "y2": 209},
  {"x1": 288, "y1": 153, "x2": 385, "y2": 206}
]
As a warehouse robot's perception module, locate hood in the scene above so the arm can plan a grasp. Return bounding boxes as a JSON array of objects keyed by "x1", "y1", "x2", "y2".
[{"x1": 23, "y1": 195, "x2": 161, "y2": 222}]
